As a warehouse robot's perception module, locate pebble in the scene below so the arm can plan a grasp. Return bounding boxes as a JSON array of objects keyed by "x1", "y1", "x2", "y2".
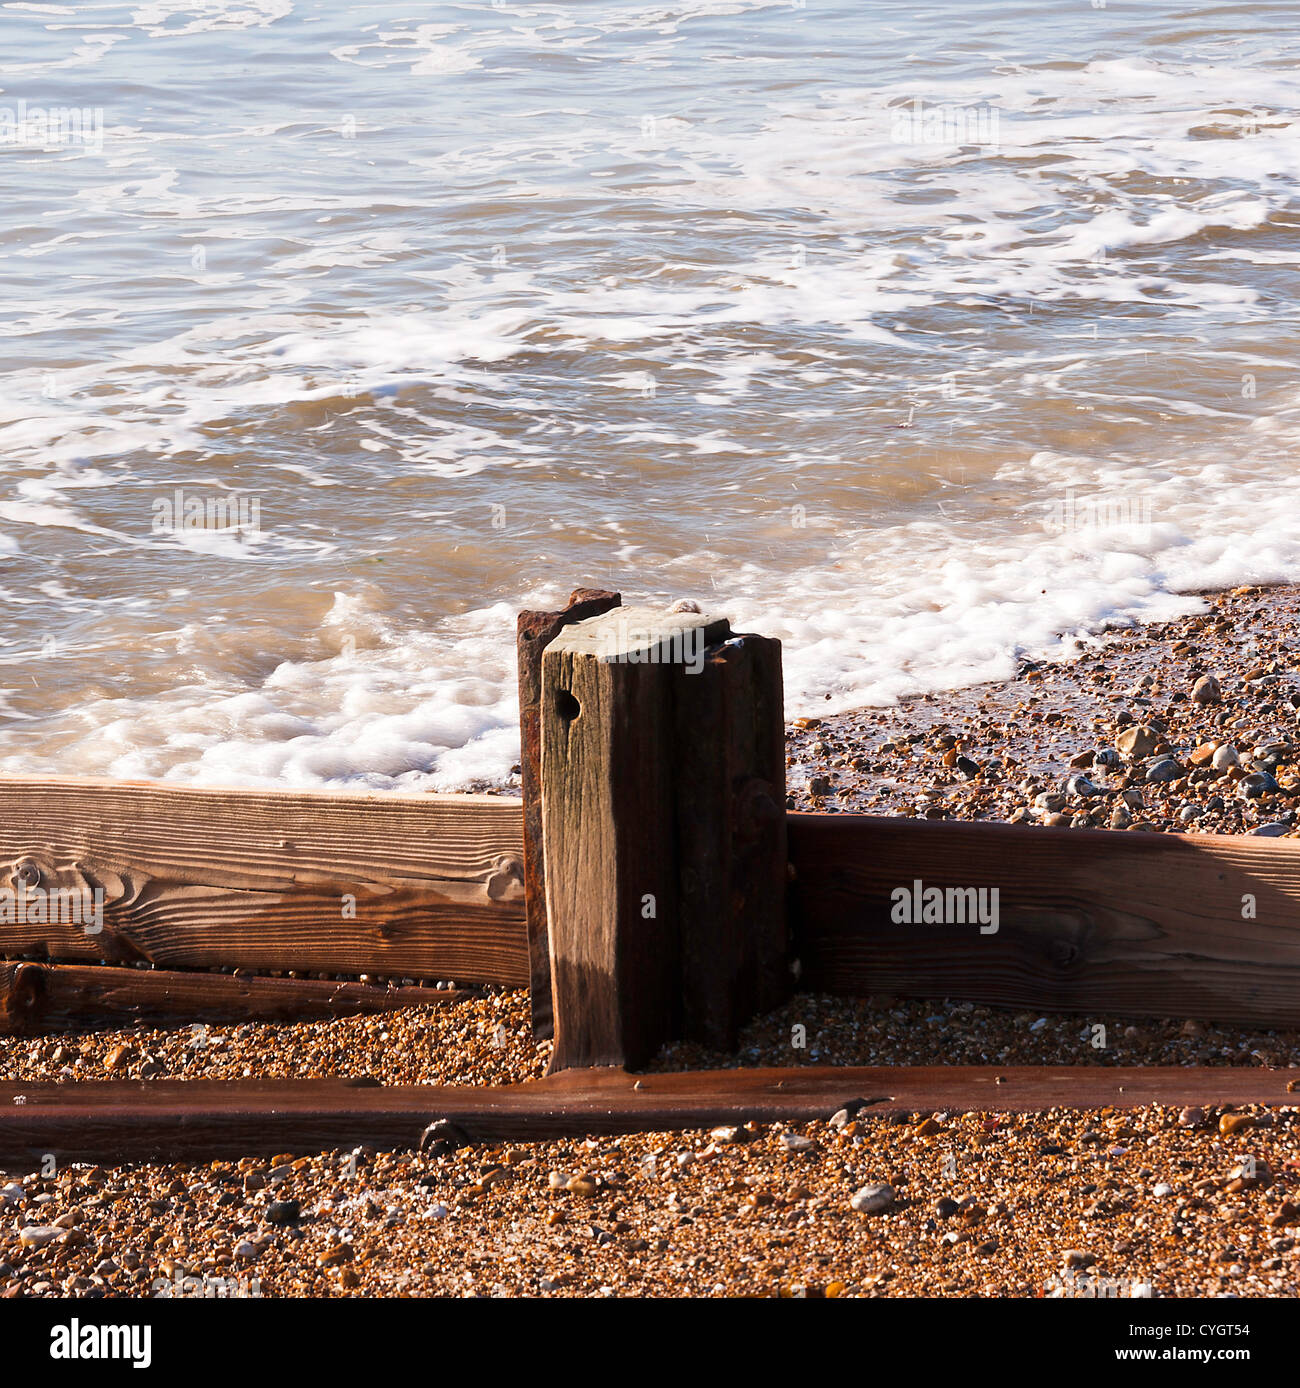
[
  {"x1": 265, "y1": 1199, "x2": 301, "y2": 1225},
  {"x1": 1212, "y1": 744, "x2": 1240, "y2": 771},
  {"x1": 1178, "y1": 1107, "x2": 1207, "y2": 1128},
  {"x1": 1146, "y1": 759, "x2": 1183, "y2": 784},
  {"x1": 1250, "y1": 822, "x2": 1291, "y2": 837},
  {"x1": 1192, "y1": 675, "x2": 1222, "y2": 705},
  {"x1": 1116, "y1": 725, "x2": 1160, "y2": 760},
  {"x1": 1153, "y1": 1183, "x2": 1175, "y2": 1198},
  {"x1": 850, "y1": 1183, "x2": 895, "y2": 1215},
  {"x1": 1219, "y1": 1113, "x2": 1254, "y2": 1136},
  {"x1": 18, "y1": 1226, "x2": 63, "y2": 1249},
  {"x1": 1240, "y1": 771, "x2": 1279, "y2": 798},
  {"x1": 778, "y1": 1133, "x2": 815, "y2": 1153}
]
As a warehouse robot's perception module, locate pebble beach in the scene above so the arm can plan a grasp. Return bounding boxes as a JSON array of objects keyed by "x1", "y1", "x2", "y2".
[{"x1": 4, "y1": 583, "x2": 1300, "y2": 1300}]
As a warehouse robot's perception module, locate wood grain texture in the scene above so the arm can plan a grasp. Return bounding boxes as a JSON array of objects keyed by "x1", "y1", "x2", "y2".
[
  {"x1": 0, "y1": 961, "x2": 472, "y2": 1035},
  {"x1": 517, "y1": 588, "x2": 620, "y2": 1040},
  {"x1": 0, "y1": 779, "x2": 528, "y2": 985},
  {"x1": 1, "y1": 1065, "x2": 1293, "y2": 1162},
  {"x1": 791, "y1": 814, "x2": 1300, "y2": 1027},
  {"x1": 675, "y1": 633, "x2": 789, "y2": 1047},
  {"x1": 541, "y1": 608, "x2": 728, "y2": 1070}
]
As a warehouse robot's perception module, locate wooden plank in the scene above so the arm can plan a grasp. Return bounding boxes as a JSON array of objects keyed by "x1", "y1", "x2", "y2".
[
  {"x1": 0, "y1": 779, "x2": 528, "y2": 986},
  {"x1": 791, "y1": 814, "x2": 1300, "y2": 1027},
  {"x1": 0, "y1": 1065, "x2": 1293, "y2": 1163},
  {"x1": 0, "y1": 961, "x2": 472, "y2": 1036},
  {"x1": 675, "y1": 633, "x2": 789, "y2": 1047},
  {"x1": 517, "y1": 588, "x2": 620, "y2": 1041}
]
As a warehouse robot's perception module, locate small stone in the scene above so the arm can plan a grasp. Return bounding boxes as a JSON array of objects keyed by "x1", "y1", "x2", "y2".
[
  {"x1": 1250, "y1": 822, "x2": 1290, "y2": 837},
  {"x1": 234, "y1": 1240, "x2": 258, "y2": 1259},
  {"x1": 1066, "y1": 775, "x2": 1099, "y2": 798},
  {"x1": 418, "y1": 1118, "x2": 469, "y2": 1156},
  {"x1": 566, "y1": 1175, "x2": 598, "y2": 1198},
  {"x1": 1153, "y1": 1183, "x2": 1174, "y2": 1198},
  {"x1": 710, "y1": 1125, "x2": 746, "y2": 1145},
  {"x1": 1241, "y1": 772, "x2": 1279, "y2": 799},
  {"x1": 338, "y1": 1266, "x2": 361, "y2": 1289},
  {"x1": 1212, "y1": 744, "x2": 1240, "y2": 771},
  {"x1": 318, "y1": 1243, "x2": 354, "y2": 1267},
  {"x1": 1192, "y1": 674, "x2": 1222, "y2": 705},
  {"x1": 1146, "y1": 759, "x2": 1183, "y2": 783},
  {"x1": 104, "y1": 1044, "x2": 136, "y2": 1071},
  {"x1": 850, "y1": 1183, "x2": 895, "y2": 1215},
  {"x1": 18, "y1": 1226, "x2": 63, "y2": 1249},
  {"x1": 265, "y1": 1199, "x2": 301, "y2": 1225},
  {"x1": 1178, "y1": 1106, "x2": 1207, "y2": 1128},
  {"x1": 1188, "y1": 744, "x2": 1217, "y2": 767},
  {"x1": 1063, "y1": 1250, "x2": 1095, "y2": 1269},
  {"x1": 778, "y1": 1133, "x2": 814, "y2": 1153},
  {"x1": 1116, "y1": 725, "x2": 1159, "y2": 760},
  {"x1": 1219, "y1": 1113, "x2": 1254, "y2": 1136}
]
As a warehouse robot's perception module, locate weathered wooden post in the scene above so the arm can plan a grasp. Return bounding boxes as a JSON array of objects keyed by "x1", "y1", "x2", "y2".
[
  {"x1": 516, "y1": 588, "x2": 621, "y2": 1039},
  {"x1": 538, "y1": 604, "x2": 788, "y2": 1072}
]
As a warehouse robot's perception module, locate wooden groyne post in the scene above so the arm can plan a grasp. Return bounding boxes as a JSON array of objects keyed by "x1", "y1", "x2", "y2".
[{"x1": 534, "y1": 604, "x2": 789, "y2": 1071}]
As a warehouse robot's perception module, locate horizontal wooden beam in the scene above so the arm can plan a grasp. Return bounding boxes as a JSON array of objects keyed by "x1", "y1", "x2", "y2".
[
  {"x1": 0, "y1": 962, "x2": 471, "y2": 1036},
  {"x1": 791, "y1": 814, "x2": 1300, "y2": 1027},
  {"x1": 0, "y1": 1066, "x2": 1293, "y2": 1163},
  {"x1": 0, "y1": 778, "x2": 528, "y2": 986}
]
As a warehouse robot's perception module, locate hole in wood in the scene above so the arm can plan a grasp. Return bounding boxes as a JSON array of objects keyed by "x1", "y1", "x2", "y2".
[{"x1": 555, "y1": 689, "x2": 581, "y2": 724}]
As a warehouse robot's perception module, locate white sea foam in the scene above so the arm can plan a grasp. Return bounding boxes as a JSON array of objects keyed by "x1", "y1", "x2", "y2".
[{"x1": 3, "y1": 0, "x2": 1300, "y2": 788}]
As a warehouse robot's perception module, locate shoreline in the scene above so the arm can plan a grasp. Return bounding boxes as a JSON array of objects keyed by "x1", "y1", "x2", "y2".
[{"x1": 785, "y1": 582, "x2": 1300, "y2": 838}]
